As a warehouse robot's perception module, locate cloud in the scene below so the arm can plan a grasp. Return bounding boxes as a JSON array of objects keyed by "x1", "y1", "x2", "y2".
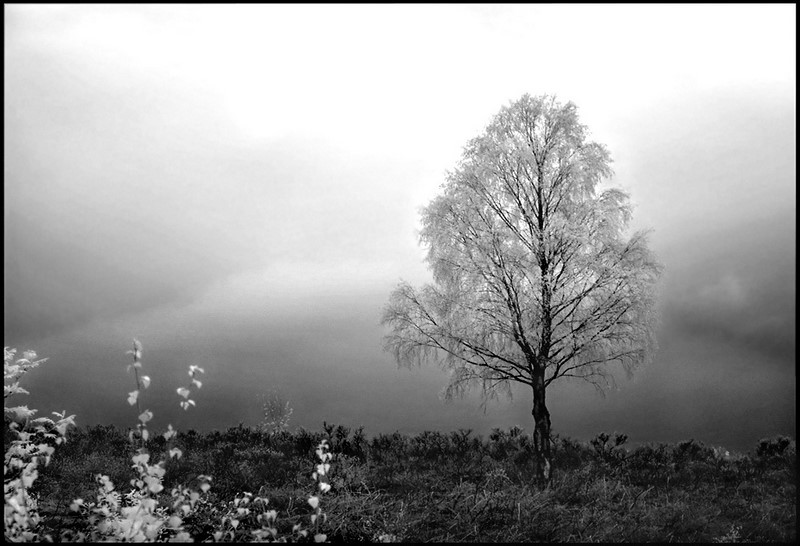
[{"x1": 660, "y1": 211, "x2": 795, "y2": 365}]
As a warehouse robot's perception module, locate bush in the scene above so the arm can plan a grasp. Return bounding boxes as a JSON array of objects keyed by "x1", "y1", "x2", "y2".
[
  {"x1": 4, "y1": 347, "x2": 76, "y2": 541},
  {"x1": 4, "y1": 342, "x2": 336, "y2": 543},
  {"x1": 756, "y1": 435, "x2": 795, "y2": 461}
]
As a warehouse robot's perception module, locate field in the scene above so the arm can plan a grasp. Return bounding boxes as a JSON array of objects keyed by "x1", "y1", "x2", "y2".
[
  {"x1": 5, "y1": 347, "x2": 796, "y2": 542},
  {"x1": 23, "y1": 423, "x2": 797, "y2": 542}
]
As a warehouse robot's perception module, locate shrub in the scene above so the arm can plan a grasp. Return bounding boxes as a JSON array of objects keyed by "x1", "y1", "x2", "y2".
[
  {"x1": 756, "y1": 435, "x2": 795, "y2": 461},
  {"x1": 551, "y1": 434, "x2": 588, "y2": 471},
  {"x1": 4, "y1": 347, "x2": 76, "y2": 541},
  {"x1": 4, "y1": 342, "x2": 335, "y2": 542},
  {"x1": 258, "y1": 391, "x2": 294, "y2": 435}
]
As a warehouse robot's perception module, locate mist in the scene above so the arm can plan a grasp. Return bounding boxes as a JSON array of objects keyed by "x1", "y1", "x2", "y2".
[{"x1": 4, "y1": 4, "x2": 795, "y2": 455}]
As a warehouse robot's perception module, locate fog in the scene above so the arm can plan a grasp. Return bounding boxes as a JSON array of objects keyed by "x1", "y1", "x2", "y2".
[{"x1": 5, "y1": 5, "x2": 795, "y2": 454}]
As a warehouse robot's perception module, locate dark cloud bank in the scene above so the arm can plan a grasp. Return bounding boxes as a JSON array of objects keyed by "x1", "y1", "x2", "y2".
[{"x1": 5, "y1": 207, "x2": 794, "y2": 455}]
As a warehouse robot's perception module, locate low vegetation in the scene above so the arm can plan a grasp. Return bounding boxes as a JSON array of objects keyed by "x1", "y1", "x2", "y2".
[{"x1": 5, "y1": 345, "x2": 796, "y2": 542}]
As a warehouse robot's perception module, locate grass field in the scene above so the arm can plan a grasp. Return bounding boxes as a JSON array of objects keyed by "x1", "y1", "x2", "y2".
[{"x1": 26, "y1": 423, "x2": 796, "y2": 542}]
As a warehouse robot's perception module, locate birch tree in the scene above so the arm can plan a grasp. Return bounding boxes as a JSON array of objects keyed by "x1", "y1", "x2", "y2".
[{"x1": 382, "y1": 94, "x2": 661, "y2": 484}]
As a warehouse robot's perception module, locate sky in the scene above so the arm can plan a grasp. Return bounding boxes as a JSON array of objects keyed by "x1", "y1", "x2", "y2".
[{"x1": 4, "y1": 4, "x2": 795, "y2": 454}]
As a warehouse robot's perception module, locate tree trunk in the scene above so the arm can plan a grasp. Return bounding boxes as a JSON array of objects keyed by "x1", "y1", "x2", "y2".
[
  {"x1": 531, "y1": 373, "x2": 552, "y2": 485},
  {"x1": 533, "y1": 213, "x2": 553, "y2": 486}
]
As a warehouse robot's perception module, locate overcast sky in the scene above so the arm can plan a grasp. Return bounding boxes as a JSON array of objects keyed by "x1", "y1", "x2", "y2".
[{"x1": 4, "y1": 4, "x2": 795, "y2": 453}]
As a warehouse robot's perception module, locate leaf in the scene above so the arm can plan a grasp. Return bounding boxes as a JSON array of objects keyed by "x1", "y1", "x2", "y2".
[
  {"x1": 5, "y1": 385, "x2": 29, "y2": 397},
  {"x1": 128, "y1": 391, "x2": 139, "y2": 406},
  {"x1": 22, "y1": 469, "x2": 38, "y2": 487},
  {"x1": 141, "y1": 376, "x2": 151, "y2": 389},
  {"x1": 141, "y1": 497, "x2": 157, "y2": 513},
  {"x1": 192, "y1": 379, "x2": 202, "y2": 389},
  {"x1": 176, "y1": 387, "x2": 190, "y2": 399},
  {"x1": 97, "y1": 475, "x2": 115, "y2": 493},
  {"x1": 188, "y1": 365, "x2": 205, "y2": 376},
  {"x1": 5, "y1": 405, "x2": 37, "y2": 422},
  {"x1": 30, "y1": 416, "x2": 55, "y2": 429},
  {"x1": 169, "y1": 448, "x2": 183, "y2": 459},
  {"x1": 132, "y1": 452, "x2": 150, "y2": 466},
  {"x1": 319, "y1": 482, "x2": 331, "y2": 494},
  {"x1": 163, "y1": 424, "x2": 177, "y2": 441},
  {"x1": 314, "y1": 533, "x2": 327, "y2": 542},
  {"x1": 144, "y1": 476, "x2": 164, "y2": 494},
  {"x1": 308, "y1": 496, "x2": 319, "y2": 509},
  {"x1": 138, "y1": 410, "x2": 153, "y2": 424}
]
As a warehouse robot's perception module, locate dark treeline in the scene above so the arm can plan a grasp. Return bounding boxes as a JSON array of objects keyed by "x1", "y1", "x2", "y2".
[{"x1": 33, "y1": 424, "x2": 796, "y2": 542}]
